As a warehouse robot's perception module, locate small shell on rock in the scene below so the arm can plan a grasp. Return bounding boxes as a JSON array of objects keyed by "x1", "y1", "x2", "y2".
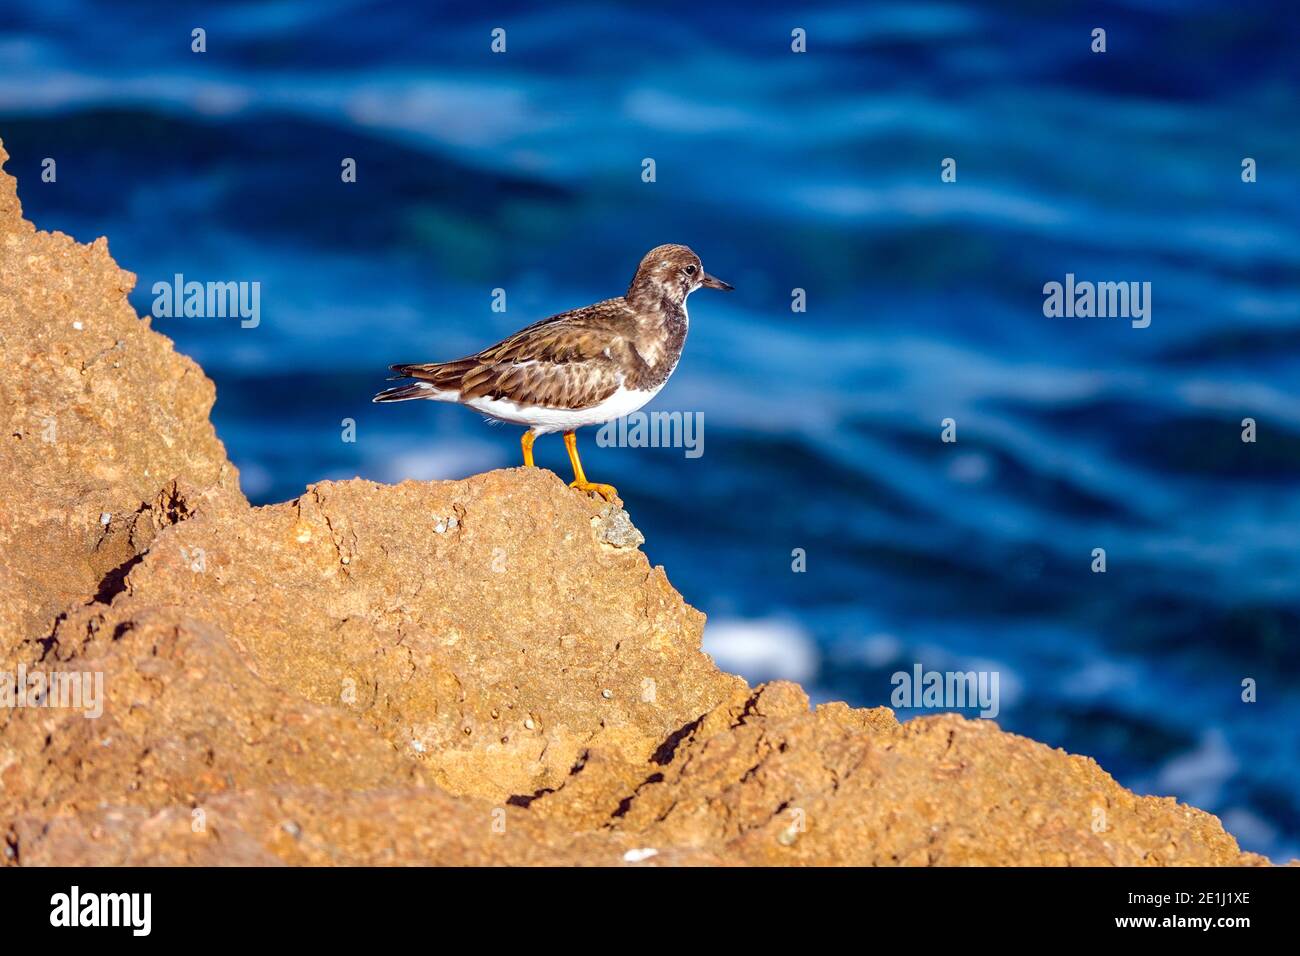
[{"x1": 592, "y1": 505, "x2": 644, "y2": 549}]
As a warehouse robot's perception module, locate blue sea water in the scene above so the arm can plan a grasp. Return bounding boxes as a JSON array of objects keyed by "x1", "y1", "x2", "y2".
[{"x1": 2, "y1": 1, "x2": 1298, "y2": 859}]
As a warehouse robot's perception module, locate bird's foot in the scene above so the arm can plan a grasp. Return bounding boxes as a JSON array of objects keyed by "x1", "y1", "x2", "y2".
[{"x1": 569, "y1": 478, "x2": 618, "y2": 502}]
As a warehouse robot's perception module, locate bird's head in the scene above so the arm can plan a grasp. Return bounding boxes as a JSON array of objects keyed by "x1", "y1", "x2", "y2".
[{"x1": 628, "y1": 243, "x2": 732, "y2": 307}]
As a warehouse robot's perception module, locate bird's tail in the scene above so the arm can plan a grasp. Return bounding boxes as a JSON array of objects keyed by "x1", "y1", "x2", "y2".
[
  {"x1": 372, "y1": 380, "x2": 440, "y2": 403},
  {"x1": 372, "y1": 361, "x2": 471, "y2": 403}
]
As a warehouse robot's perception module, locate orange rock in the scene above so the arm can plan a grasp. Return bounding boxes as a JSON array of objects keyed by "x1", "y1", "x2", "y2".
[{"x1": 0, "y1": 141, "x2": 243, "y2": 653}]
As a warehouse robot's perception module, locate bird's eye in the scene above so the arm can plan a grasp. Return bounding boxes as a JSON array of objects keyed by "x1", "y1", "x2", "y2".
[{"x1": 684, "y1": 264, "x2": 697, "y2": 275}]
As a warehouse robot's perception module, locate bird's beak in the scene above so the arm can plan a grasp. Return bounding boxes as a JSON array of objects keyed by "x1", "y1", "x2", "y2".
[{"x1": 700, "y1": 272, "x2": 733, "y2": 291}]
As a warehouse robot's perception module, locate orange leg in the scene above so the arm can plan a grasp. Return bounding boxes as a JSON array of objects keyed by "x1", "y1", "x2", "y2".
[
  {"x1": 563, "y1": 431, "x2": 617, "y2": 502},
  {"x1": 520, "y1": 430, "x2": 536, "y2": 467}
]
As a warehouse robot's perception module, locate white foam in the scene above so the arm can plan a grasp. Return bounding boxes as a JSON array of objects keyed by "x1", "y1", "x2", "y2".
[
  {"x1": 379, "y1": 442, "x2": 503, "y2": 483},
  {"x1": 703, "y1": 618, "x2": 819, "y2": 685},
  {"x1": 1157, "y1": 729, "x2": 1238, "y2": 807}
]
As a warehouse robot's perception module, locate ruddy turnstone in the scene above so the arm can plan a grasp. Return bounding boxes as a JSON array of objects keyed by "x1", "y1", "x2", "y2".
[{"x1": 373, "y1": 243, "x2": 732, "y2": 501}]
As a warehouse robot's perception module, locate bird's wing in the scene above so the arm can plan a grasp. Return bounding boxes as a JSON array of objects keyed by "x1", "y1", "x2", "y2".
[{"x1": 394, "y1": 299, "x2": 636, "y2": 410}]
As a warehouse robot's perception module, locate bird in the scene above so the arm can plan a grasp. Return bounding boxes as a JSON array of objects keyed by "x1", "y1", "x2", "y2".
[{"x1": 373, "y1": 244, "x2": 732, "y2": 502}]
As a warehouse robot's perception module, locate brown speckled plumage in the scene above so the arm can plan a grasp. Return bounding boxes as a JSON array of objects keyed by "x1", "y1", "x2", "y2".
[{"x1": 375, "y1": 244, "x2": 731, "y2": 412}]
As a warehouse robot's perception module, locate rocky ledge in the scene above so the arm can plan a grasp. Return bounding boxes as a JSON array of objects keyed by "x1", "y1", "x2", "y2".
[{"x1": 0, "y1": 140, "x2": 1268, "y2": 866}]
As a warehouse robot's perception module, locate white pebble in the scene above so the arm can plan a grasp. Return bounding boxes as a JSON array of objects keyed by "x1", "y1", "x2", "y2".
[
  {"x1": 72, "y1": 321, "x2": 83, "y2": 331},
  {"x1": 524, "y1": 718, "x2": 535, "y2": 730},
  {"x1": 99, "y1": 512, "x2": 111, "y2": 526},
  {"x1": 601, "y1": 689, "x2": 612, "y2": 699},
  {"x1": 623, "y1": 847, "x2": 658, "y2": 863}
]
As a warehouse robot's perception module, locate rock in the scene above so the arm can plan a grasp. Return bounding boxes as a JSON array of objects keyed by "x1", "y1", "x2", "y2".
[
  {"x1": 7, "y1": 786, "x2": 725, "y2": 867},
  {"x1": 521, "y1": 682, "x2": 1264, "y2": 865},
  {"x1": 593, "y1": 503, "x2": 645, "y2": 549},
  {"x1": 0, "y1": 138, "x2": 1274, "y2": 866},
  {"x1": 41, "y1": 471, "x2": 745, "y2": 802},
  {"x1": 1, "y1": 612, "x2": 429, "y2": 822},
  {"x1": 0, "y1": 140, "x2": 242, "y2": 655}
]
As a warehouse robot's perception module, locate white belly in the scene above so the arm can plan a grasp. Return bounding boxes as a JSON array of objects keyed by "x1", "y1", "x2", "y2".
[{"x1": 463, "y1": 381, "x2": 668, "y2": 434}]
